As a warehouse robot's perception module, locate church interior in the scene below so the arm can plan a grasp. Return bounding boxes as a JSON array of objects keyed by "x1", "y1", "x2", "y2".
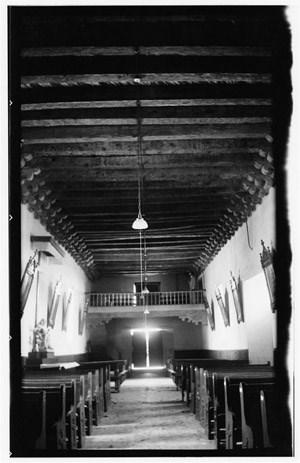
[{"x1": 9, "y1": 5, "x2": 293, "y2": 457}]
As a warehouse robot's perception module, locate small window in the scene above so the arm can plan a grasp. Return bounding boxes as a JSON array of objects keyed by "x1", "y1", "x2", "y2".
[{"x1": 134, "y1": 282, "x2": 161, "y2": 293}]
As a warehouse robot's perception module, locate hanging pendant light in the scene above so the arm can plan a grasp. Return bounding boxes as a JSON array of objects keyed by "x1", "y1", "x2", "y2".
[
  {"x1": 132, "y1": 213, "x2": 148, "y2": 230},
  {"x1": 131, "y1": 76, "x2": 148, "y2": 231}
]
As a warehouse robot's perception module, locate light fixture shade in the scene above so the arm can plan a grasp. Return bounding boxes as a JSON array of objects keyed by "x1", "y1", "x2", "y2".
[
  {"x1": 144, "y1": 307, "x2": 150, "y2": 315},
  {"x1": 132, "y1": 216, "x2": 148, "y2": 230}
]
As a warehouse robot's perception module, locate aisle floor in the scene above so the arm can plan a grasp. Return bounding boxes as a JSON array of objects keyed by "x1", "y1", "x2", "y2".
[{"x1": 85, "y1": 371, "x2": 217, "y2": 450}]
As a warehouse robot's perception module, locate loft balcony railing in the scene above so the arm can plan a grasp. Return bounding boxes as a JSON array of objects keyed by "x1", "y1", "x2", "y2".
[{"x1": 88, "y1": 290, "x2": 204, "y2": 308}]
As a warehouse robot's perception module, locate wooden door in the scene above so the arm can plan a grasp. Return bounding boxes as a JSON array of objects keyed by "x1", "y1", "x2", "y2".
[
  {"x1": 132, "y1": 331, "x2": 146, "y2": 367},
  {"x1": 149, "y1": 330, "x2": 163, "y2": 366}
]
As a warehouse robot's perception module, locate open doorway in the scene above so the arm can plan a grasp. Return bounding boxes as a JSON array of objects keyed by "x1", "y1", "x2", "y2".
[{"x1": 131, "y1": 328, "x2": 163, "y2": 369}]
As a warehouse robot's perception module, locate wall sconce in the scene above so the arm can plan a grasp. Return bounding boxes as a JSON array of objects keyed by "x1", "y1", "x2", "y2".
[
  {"x1": 229, "y1": 271, "x2": 244, "y2": 323},
  {"x1": 260, "y1": 240, "x2": 276, "y2": 313},
  {"x1": 203, "y1": 295, "x2": 215, "y2": 331},
  {"x1": 215, "y1": 286, "x2": 230, "y2": 327}
]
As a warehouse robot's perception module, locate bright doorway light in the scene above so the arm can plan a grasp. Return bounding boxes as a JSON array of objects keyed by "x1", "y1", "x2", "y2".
[
  {"x1": 132, "y1": 366, "x2": 165, "y2": 370},
  {"x1": 130, "y1": 328, "x2": 161, "y2": 335},
  {"x1": 130, "y1": 327, "x2": 163, "y2": 369}
]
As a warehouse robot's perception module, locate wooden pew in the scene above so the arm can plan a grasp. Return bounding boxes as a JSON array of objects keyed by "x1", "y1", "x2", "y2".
[
  {"x1": 22, "y1": 383, "x2": 67, "y2": 450},
  {"x1": 57, "y1": 366, "x2": 105, "y2": 425},
  {"x1": 22, "y1": 375, "x2": 86, "y2": 448},
  {"x1": 21, "y1": 390, "x2": 47, "y2": 451},
  {"x1": 260, "y1": 389, "x2": 280, "y2": 448},
  {"x1": 222, "y1": 372, "x2": 275, "y2": 450},
  {"x1": 24, "y1": 366, "x2": 95, "y2": 435},
  {"x1": 201, "y1": 364, "x2": 275, "y2": 443},
  {"x1": 109, "y1": 361, "x2": 129, "y2": 393},
  {"x1": 172, "y1": 358, "x2": 248, "y2": 407},
  {"x1": 79, "y1": 361, "x2": 112, "y2": 412},
  {"x1": 239, "y1": 382, "x2": 276, "y2": 449},
  {"x1": 166, "y1": 366, "x2": 182, "y2": 391}
]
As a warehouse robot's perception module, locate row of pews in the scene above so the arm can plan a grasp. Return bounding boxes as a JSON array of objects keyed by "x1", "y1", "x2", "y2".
[
  {"x1": 167, "y1": 358, "x2": 280, "y2": 451},
  {"x1": 21, "y1": 359, "x2": 129, "y2": 452}
]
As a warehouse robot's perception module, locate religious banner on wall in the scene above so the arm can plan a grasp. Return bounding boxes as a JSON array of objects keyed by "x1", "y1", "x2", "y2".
[
  {"x1": 48, "y1": 277, "x2": 62, "y2": 328},
  {"x1": 260, "y1": 240, "x2": 276, "y2": 313},
  {"x1": 203, "y1": 295, "x2": 215, "y2": 331},
  {"x1": 215, "y1": 286, "x2": 230, "y2": 327},
  {"x1": 62, "y1": 290, "x2": 72, "y2": 331},
  {"x1": 78, "y1": 299, "x2": 89, "y2": 335},
  {"x1": 20, "y1": 250, "x2": 38, "y2": 317},
  {"x1": 229, "y1": 271, "x2": 244, "y2": 323}
]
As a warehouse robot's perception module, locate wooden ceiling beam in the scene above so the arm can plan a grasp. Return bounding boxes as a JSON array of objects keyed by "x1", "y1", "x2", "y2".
[
  {"x1": 74, "y1": 225, "x2": 217, "y2": 233},
  {"x1": 21, "y1": 9, "x2": 276, "y2": 24},
  {"x1": 21, "y1": 98, "x2": 272, "y2": 111},
  {"x1": 93, "y1": 254, "x2": 199, "y2": 261},
  {"x1": 21, "y1": 105, "x2": 271, "y2": 122},
  {"x1": 21, "y1": 56, "x2": 271, "y2": 77},
  {"x1": 55, "y1": 198, "x2": 234, "y2": 209},
  {"x1": 21, "y1": 82, "x2": 272, "y2": 104},
  {"x1": 29, "y1": 154, "x2": 257, "y2": 171},
  {"x1": 22, "y1": 117, "x2": 271, "y2": 128},
  {"x1": 21, "y1": 46, "x2": 272, "y2": 58},
  {"x1": 21, "y1": 72, "x2": 271, "y2": 89},
  {"x1": 46, "y1": 180, "x2": 245, "y2": 191},
  {"x1": 52, "y1": 186, "x2": 244, "y2": 198},
  {"x1": 83, "y1": 241, "x2": 210, "y2": 248},
  {"x1": 22, "y1": 137, "x2": 271, "y2": 155},
  {"x1": 24, "y1": 167, "x2": 256, "y2": 182},
  {"x1": 21, "y1": 122, "x2": 271, "y2": 143},
  {"x1": 81, "y1": 231, "x2": 213, "y2": 239}
]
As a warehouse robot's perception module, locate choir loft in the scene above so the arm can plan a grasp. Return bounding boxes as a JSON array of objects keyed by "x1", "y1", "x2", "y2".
[{"x1": 9, "y1": 6, "x2": 293, "y2": 457}]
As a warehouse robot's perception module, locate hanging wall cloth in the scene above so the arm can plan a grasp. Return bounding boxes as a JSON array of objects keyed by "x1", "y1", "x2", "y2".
[
  {"x1": 20, "y1": 250, "x2": 38, "y2": 317},
  {"x1": 62, "y1": 290, "x2": 72, "y2": 331},
  {"x1": 79, "y1": 299, "x2": 89, "y2": 335},
  {"x1": 203, "y1": 295, "x2": 215, "y2": 331},
  {"x1": 230, "y1": 271, "x2": 244, "y2": 323},
  {"x1": 215, "y1": 286, "x2": 230, "y2": 327},
  {"x1": 48, "y1": 277, "x2": 62, "y2": 328}
]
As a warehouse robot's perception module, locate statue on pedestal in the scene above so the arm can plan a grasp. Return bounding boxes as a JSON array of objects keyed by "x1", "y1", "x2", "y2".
[{"x1": 33, "y1": 318, "x2": 54, "y2": 352}]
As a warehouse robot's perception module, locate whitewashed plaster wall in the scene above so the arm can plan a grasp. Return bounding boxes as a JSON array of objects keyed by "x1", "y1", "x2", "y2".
[
  {"x1": 201, "y1": 188, "x2": 276, "y2": 364},
  {"x1": 21, "y1": 204, "x2": 91, "y2": 357}
]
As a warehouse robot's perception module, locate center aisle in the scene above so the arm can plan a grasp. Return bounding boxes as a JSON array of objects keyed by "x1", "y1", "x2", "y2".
[{"x1": 85, "y1": 371, "x2": 217, "y2": 450}]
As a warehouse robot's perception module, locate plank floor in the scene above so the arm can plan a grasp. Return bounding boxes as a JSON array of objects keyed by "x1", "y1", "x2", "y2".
[{"x1": 84, "y1": 371, "x2": 217, "y2": 450}]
